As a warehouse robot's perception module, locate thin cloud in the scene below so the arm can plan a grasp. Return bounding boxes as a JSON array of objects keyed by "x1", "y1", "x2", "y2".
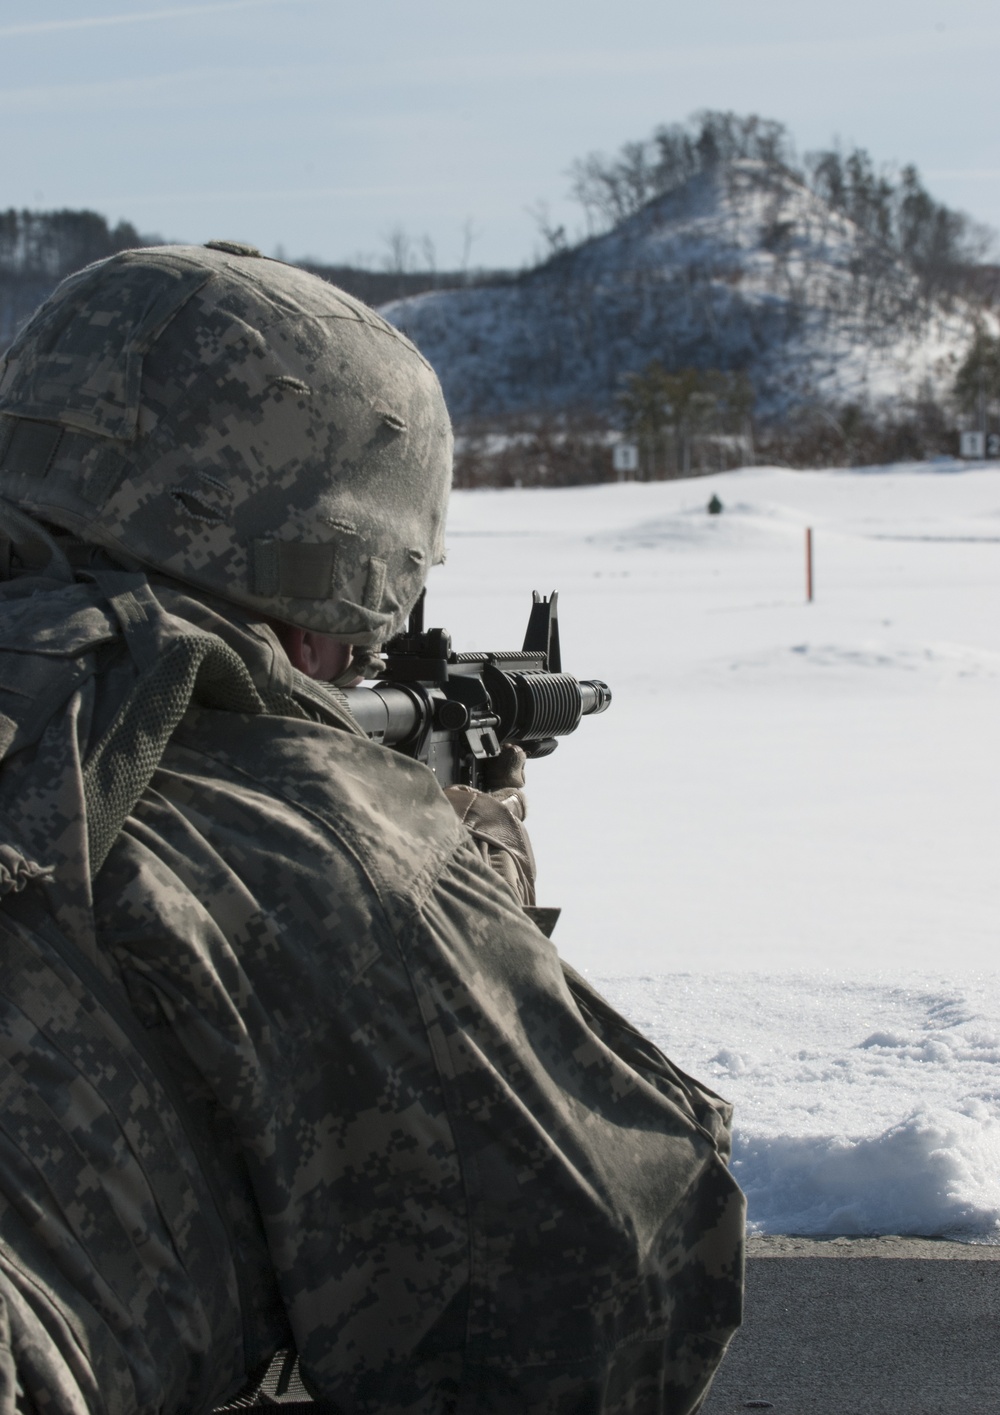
[
  {"x1": 0, "y1": 65, "x2": 468, "y2": 120},
  {"x1": 0, "y1": 0, "x2": 298, "y2": 40},
  {"x1": 88, "y1": 182, "x2": 458, "y2": 206}
]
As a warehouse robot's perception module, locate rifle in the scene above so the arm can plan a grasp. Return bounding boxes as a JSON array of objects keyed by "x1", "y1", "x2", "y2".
[{"x1": 342, "y1": 591, "x2": 611, "y2": 791}]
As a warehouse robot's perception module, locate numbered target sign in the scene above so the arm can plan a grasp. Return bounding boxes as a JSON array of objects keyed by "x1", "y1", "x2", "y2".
[
  {"x1": 613, "y1": 442, "x2": 639, "y2": 474},
  {"x1": 960, "y1": 431, "x2": 986, "y2": 458},
  {"x1": 988, "y1": 433, "x2": 1000, "y2": 459}
]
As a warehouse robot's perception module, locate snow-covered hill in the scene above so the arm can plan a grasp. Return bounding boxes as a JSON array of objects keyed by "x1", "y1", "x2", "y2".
[{"x1": 382, "y1": 161, "x2": 994, "y2": 421}]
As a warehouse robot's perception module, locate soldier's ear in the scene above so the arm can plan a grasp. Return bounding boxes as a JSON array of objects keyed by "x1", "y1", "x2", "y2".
[
  {"x1": 280, "y1": 626, "x2": 317, "y2": 675},
  {"x1": 280, "y1": 625, "x2": 353, "y2": 682}
]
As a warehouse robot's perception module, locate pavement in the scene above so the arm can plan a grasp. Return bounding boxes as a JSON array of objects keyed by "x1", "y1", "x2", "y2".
[{"x1": 701, "y1": 1235, "x2": 1000, "y2": 1415}]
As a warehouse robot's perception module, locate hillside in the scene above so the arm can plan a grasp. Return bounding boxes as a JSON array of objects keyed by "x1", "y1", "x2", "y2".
[
  {"x1": 2, "y1": 153, "x2": 995, "y2": 439},
  {"x1": 381, "y1": 160, "x2": 996, "y2": 423}
]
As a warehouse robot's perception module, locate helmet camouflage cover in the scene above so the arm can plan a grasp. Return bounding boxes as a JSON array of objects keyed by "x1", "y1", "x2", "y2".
[{"x1": 0, "y1": 242, "x2": 452, "y2": 643}]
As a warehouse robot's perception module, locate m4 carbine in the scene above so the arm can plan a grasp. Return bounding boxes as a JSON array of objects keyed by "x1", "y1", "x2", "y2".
[{"x1": 343, "y1": 591, "x2": 611, "y2": 789}]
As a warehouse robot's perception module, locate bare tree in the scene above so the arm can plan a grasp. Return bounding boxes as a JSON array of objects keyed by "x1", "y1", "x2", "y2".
[
  {"x1": 382, "y1": 224, "x2": 413, "y2": 276},
  {"x1": 460, "y1": 218, "x2": 480, "y2": 282},
  {"x1": 526, "y1": 202, "x2": 568, "y2": 258}
]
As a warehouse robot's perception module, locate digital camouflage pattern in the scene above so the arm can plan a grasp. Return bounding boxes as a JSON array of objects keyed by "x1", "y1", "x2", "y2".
[
  {"x1": 0, "y1": 547, "x2": 274, "y2": 1415},
  {"x1": 0, "y1": 244, "x2": 452, "y2": 644},
  {"x1": 0, "y1": 247, "x2": 743, "y2": 1409},
  {"x1": 0, "y1": 523, "x2": 744, "y2": 1413}
]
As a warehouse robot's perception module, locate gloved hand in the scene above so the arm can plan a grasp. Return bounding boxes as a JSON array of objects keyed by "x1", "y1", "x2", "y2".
[{"x1": 444, "y1": 745, "x2": 536, "y2": 907}]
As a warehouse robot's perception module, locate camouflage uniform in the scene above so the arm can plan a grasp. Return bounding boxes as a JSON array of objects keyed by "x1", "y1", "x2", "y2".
[{"x1": 0, "y1": 247, "x2": 744, "y2": 1414}]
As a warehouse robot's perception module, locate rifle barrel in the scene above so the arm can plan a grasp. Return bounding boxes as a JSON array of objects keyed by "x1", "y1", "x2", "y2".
[{"x1": 343, "y1": 676, "x2": 610, "y2": 750}]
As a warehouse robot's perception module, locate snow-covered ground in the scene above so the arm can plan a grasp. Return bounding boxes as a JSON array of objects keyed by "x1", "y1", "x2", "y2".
[{"x1": 427, "y1": 460, "x2": 1000, "y2": 1240}]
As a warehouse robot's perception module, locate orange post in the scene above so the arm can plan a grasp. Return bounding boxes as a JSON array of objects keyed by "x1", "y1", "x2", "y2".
[{"x1": 805, "y1": 527, "x2": 813, "y2": 602}]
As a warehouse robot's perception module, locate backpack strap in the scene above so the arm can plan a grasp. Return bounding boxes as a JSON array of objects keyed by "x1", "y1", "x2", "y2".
[{"x1": 83, "y1": 572, "x2": 275, "y2": 877}]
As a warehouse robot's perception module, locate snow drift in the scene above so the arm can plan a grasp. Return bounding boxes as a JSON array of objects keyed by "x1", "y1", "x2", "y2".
[{"x1": 600, "y1": 973, "x2": 1000, "y2": 1242}]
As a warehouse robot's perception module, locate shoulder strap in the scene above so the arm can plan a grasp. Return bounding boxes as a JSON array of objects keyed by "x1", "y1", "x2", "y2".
[{"x1": 83, "y1": 572, "x2": 273, "y2": 877}]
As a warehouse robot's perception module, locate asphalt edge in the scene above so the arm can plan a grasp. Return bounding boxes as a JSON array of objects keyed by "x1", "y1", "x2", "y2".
[{"x1": 747, "y1": 1233, "x2": 1000, "y2": 1259}]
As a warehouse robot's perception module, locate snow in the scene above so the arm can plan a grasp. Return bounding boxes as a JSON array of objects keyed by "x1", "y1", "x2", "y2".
[
  {"x1": 427, "y1": 460, "x2": 1000, "y2": 1239},
  {"x1": 601, "y1": 973, "x2": 1000, "y2": 1241}
]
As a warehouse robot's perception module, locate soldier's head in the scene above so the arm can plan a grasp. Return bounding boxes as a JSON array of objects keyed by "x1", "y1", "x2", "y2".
[{"x1": 0, "y1": 241, "x2": 453, "y2": 653}]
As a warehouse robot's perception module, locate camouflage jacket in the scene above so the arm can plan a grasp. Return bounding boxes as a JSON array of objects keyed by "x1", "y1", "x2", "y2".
[{"x1": 0, "y1": 553, "x2": 743, "y2": 1415}]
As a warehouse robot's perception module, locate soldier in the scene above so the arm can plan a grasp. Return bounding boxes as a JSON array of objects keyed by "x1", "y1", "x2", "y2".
[{"x1": 0, "y1": 243, "x2": 743, "y2": 1415}]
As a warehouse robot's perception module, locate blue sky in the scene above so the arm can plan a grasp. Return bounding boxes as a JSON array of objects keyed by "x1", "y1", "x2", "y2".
[{"x1": 3, "y1": 0, "x2": 999, "y2": 270}]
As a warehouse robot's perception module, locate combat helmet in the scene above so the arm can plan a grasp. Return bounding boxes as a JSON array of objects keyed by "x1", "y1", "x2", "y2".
[{"x1": 0, "y1": 242, "x2": 452, "y2": 643}]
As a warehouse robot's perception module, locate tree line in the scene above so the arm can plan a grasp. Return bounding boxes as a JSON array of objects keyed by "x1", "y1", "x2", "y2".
[
  {"x1": 0, "y1": 210, "x2": 152, "y2": 351},
  {"x1": 0, "y1": 210, "x2": 477, "y2": 351},
  {"x1": 0, "y1": 209, "x2": 148, "y2": 280},
  {"x1": 568, "y1": 110, "x2": 993, "y2": 301},
  {"x1": 617, "y1": 364, "x2": 754, "y2": 477},
  {"x1": 570, "y1": 111, "x2": 796, "y2": 232}
]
